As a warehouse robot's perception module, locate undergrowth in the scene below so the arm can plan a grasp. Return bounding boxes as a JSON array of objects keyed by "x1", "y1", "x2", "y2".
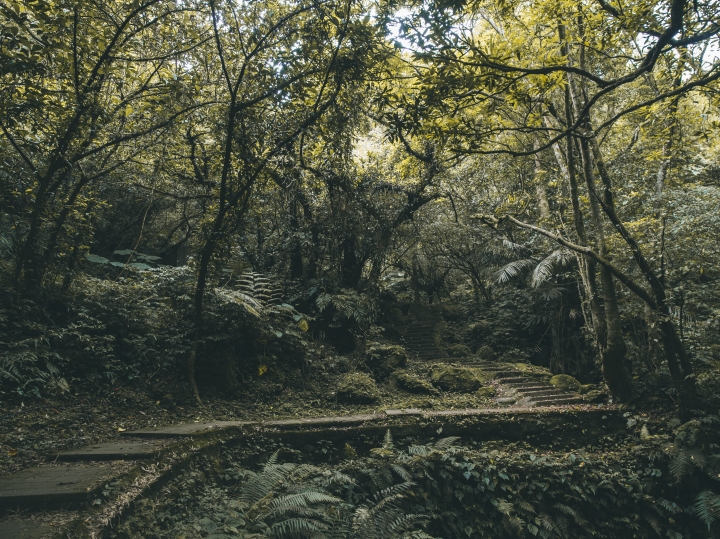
[{"x1": 113, "y1": 424, "x2": 720, "y2": 539}]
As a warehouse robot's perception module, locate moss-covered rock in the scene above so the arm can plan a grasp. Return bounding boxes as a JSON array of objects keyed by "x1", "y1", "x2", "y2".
[
  {"x1": 475, "y1": 345, "x2": 496, "y2": 361},
  {"x1": 391, "y1": 370, "x2": 439, "y2": 395},
  {"x1": 550, "y1": 374, "x2": 581, "y2": 391},
  {"x1": 364, "y1": 343, "x2": 408, "y2": 379},
  {"x1": 336, "y1": 372, "x2": 379, "y2": 404},
  {"x1": 511, "y1": 364, "x2": 552, "y2": 383},
  {"x1": 444, "y1": 343, "x2": 473, "y2": 358},
  {"x1": 579, "y1": 384, "x2": 596, "y2": 395},
  {"x1": 476, "y1": 386, "x2": 497, "y2": 398},
  {"x1": 430, "y1": 365, "x2": 487, "y2": 392},
  {"x1": 583, "y1": 389, "x2": 609, "y2": 403}
]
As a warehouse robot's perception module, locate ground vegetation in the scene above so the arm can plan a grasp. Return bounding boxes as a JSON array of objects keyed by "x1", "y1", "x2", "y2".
[{"x1": 2, "y1": 0, "x2": 720, "y2": 535}]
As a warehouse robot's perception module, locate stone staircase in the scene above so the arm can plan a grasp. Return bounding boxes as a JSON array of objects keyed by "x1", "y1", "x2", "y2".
[
  {"x1": 445, "y1": 358, "x2": 584, "y2": 407},
  {"x1": 402, "y1": 304, "x2": 444, "y2": 361}
]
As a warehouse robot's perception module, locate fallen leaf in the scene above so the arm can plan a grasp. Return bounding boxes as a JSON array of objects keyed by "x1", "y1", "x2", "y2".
[
  {"x1": 7, "y1": 449, "x2": 18, "y2": 457},
  {"x1": 117, "y1": 427, "x2": 126, "y2": 432}
]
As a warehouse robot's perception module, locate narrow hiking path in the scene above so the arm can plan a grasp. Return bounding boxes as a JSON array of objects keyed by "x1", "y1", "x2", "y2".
[
  {"x1": 0, "y1": 303, "x2": 610, "y2": 538},
  {"x1": 400, "y1": 303, "x2": 586, "y2": 407}
]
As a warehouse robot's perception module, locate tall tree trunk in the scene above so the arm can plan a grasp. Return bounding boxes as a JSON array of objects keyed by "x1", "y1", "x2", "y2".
[
  {"x1": 565, "y1": 20, "x2": 632, "y2": 402},
  {"x1": 340, "y1": 233, "x2": 361, "y2": 288},
  {"x1": 586, "y1": 133, "x2": 698, "y2": 415}
]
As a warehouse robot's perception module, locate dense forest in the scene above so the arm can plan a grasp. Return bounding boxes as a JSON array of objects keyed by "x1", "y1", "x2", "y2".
[{"x1": 2, "y1": 0, "x2": 720, "y2": 537}]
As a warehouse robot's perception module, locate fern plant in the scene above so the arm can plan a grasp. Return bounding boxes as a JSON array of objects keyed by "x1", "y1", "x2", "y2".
[
  {"x1": 227, "y1": 443, "x2": 436, "y2": 539},
  {"x1": 230, "y1": 451, "x2": 345, "y2": 538}
]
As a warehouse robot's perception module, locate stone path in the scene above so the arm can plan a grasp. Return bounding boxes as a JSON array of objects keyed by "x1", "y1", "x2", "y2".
[
  {"x1": 0, "y1": 463, "x2": 124, "y2": 509},
  {"x1": 0, "y1": 520, "x2": 56, "y2": 539},
  {"x1": 402, "y1": 304, "x2": 444, "y2": 360},
  {"x1": 453, "y1": 359, "x2": 585, "y2": 406},
  {"x1": 0, "y1": 404, "x2": 618, "y2": 538},
  {"x1": 400, "y1": 304, "x2": 587, "y2": 407},
  {"x1": 50, "y1": 440, "x2": 166, "y2": 461}
]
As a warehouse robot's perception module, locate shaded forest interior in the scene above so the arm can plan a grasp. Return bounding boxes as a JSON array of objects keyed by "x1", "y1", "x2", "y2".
[{"x1": 2, "y1": 0, "x2": 720, "y2": 537}]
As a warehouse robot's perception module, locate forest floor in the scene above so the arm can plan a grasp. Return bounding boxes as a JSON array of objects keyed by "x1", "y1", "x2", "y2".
[{"x1": 0, "y1": 360, "x2": 614, "y2": 480}]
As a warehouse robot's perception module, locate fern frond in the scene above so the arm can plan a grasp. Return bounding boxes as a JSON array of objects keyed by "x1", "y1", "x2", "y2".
[
  {"x1": 384, "y1": 429, "x2": 394, "y2": 449},
  {"x1": 693, "y1": 490, "x2": 720, "y2": 529},
  {"x1": 433, "y1": 437, "x2": 461, "y2": 449},
  {"x1": 391, "y1": 465, "x2": 412, "y2": 482},
  {"x1": 496, "y1": 258, "x2": 536, "y2": 284},
  {"x1": 407, "y1": 445, "x2": 431, "y2": 456},
  {"x1": 271, "y1": 517, "x2": 328, "y2": 538},
  {"x1": 531, "y1": 249, "x2": 574, "y2": 288},
  {"x1": 269, "y1": 491, "x2": 342, "y2": 510}
]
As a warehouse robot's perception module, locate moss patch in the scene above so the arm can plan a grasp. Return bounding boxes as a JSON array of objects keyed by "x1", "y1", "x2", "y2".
[
  {"x1": 583, "y1": 389, "x2": 609, "y2": 403},
  {"x1": 550, "y1": 374, "x2": 581, "y2": 391},
  {"x1": 475, "y1": 345, "x2": 496, "y2": 361},
  {"x1": 477, "y1": 386, "x2": 497, "y2": 398},
  {"x1": 391, "y1": 370, "x2": 438, "y2": 395},
  {"x1": 444, "y1": 343, "x2": 472, "y2": 358},
  {"x1": 336, "y1": 372, "x2": 379, "y2": 404},
  {"x1": 364, "y1": 343, "x2": 408, "y2": 379},
  {"x1": 430, "y1": 365, "x2": 488, "y2": 393}
]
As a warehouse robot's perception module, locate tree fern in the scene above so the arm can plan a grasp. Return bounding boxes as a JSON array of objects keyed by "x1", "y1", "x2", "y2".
[
  {"x1": 531, "y1": 249, "x2": 574, "y2": 288},
  {"x1": 496, "y1": 258, "x2": 536, "y2": 284}
]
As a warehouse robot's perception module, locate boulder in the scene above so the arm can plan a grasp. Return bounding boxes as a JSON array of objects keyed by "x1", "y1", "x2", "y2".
[
  {"x1": 364, "y1": 343, "x2": 408, "y2": 379},
  {"x1": 550, "y1": 374, "x2": 581, "y2": 391},
  {"x1": 444, "y1": 343, "x2": 472, "y2": 358},
  {"x1": 391, "y1": 370, "x2": 439, "y2": 395},
  {"x1": 475, "y1": 345, "x2": 496, "y2": 361},
  {"x1": 336, "y1": 372, "x2": 379, "y2": 404},
  {"x1": 476, "y1": 386, "x2": 497, "y2": 398},
  {"x1": 430, "y1": 365, "x2": 486, "y2": 393}
]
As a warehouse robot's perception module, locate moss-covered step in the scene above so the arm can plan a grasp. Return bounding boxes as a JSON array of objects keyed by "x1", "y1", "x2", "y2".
[
  {"x1": 0, "y1": 519, "x2": 57, "y2": 539},
  {"x1": 0, "y1": 462, "x2": 126, "y2": 509},
  {"x1": 121, "y1": 420, "x2": 253, "y2": 438},
  {"x1": 49, "y1": 441, "x2": 166, "y2": 461}
]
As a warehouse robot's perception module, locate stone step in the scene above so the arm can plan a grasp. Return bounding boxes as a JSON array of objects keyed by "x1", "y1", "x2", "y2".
[
  {"x1": 529, "y1": 397, "x2": 584, "y2": 406},
  {"x1": 0, "y1": 463, "x2": 123, "y2": 509},
  {"x1": 49, "y1": 441, "x2": 165, "y2": 462},
  {"x1": 0, "y1": 519, "x2": 58, "y2": 539},
  {"x1": 530, "y1": 391, "x2": 576, "y2": 400},
  {"x1": 492, "y1": 372, "x2": 524, "y2": 379},
  {"x1": 530, "y1": 394, "x2": 582, "y2": 404},
  {"x1": 122, "y1": 420, "x2": 252, "y2": 438},
  {"x1": 520, "y1": 390, "x2": 574, "y2": 398},
  {"x1": 515, "y1": 386, "x2": 560, "y2": 394},
  {"x1": 505, "y1": 382, "x2": 552, "y2": 388},
  {"x1": 497, "y1": 377, "x2": 530, "y2": 384}
]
